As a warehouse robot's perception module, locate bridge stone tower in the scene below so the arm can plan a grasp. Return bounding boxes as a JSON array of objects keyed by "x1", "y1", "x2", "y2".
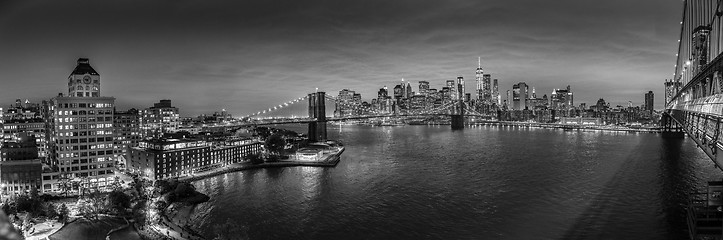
[
  {"x1": 308, "y1": 91, "x2": 327, "y2": 142},
  {"x1": 451, "y1": 99, "x2": 465, "y2": 130}
]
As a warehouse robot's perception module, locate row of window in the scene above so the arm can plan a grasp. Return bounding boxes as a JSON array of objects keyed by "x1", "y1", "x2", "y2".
[
  {"x1": 57, "y1": 103, "x2": 111, "y2": 109},
  {"x1": 58, "y1": 123, "x2": 113, "y2": 130},
  {"x1": 57, "y1": 116, "x2": 113, "y2": 123},
  {"x1": 57, "y1": 137, "x2": 113, "y2": 144},
  {"x1": 56, "y1": 130, "x2": 114, "y2": 137},
  {"x1": 58, "y1": 150, "x2": 114, "y2": 158},
  {"x1": 58, "y1": 109, "x2": 112, "y2": 116}
]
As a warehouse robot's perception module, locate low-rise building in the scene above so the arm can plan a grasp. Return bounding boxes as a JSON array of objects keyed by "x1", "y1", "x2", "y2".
[
  {"x1": 0, "y1": 133, "x2": 42, "y2": 196},
  {"x1": 127, "y1": 137, "x2": 262, "y2": 180}
]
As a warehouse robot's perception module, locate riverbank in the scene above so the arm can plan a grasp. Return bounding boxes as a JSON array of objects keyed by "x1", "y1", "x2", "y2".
[{"x1": 178, "y1": 149, "x2": 343, "y2": 183}]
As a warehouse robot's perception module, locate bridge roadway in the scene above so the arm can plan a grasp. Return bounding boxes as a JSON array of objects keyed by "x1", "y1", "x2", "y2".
[{"x1": 234, "y1": 113, "x2": 494, "y2": 127}]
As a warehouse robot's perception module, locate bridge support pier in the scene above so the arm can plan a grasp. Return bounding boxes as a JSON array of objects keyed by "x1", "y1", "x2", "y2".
[
  {"x1": 308, "y1": 91, "x2": 327, "y2": 142},
  {"x1": 451, "y1": 115, "x2": 464, "y2": 130},
  {"x1": 661, "y1": 112, "x2": 684, "y2": 138}
]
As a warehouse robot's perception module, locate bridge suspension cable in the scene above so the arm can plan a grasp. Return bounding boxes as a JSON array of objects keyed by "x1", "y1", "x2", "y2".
[{"x1": 243, "y1": 95, "x2": 309, "y2": 119}]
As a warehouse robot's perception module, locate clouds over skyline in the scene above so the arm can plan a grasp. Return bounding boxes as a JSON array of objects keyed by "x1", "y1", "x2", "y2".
[{"x1": 0, "y1": 0, "x2": 681, "y2": 116}]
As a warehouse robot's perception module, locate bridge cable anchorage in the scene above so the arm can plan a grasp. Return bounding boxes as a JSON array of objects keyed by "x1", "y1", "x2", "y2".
[{"x1": 243, "y1": 95, "x2": 309, "y2": 120}]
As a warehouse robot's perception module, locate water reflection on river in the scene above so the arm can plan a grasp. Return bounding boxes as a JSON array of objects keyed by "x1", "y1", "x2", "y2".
[{"x1": 189, "y1": 125, "x2": 721, "y2": 239}]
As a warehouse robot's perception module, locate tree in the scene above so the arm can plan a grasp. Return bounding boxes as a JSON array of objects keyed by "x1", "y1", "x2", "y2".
[
  {"x1": 44, "y1": 202, "x2": 58, "y2": 220},
  {"x1": 107, "y1": 190, "x2": 131, "y2": 215},
  {"x1": 77, "y1": 192, "x2": 106, "y2": 220},
  {"x1": 265, "y1": 133, "x2": 286, "y2": 156},
  {"x1": 57, "y1": 204, "x2": 69, "y2": 224}
]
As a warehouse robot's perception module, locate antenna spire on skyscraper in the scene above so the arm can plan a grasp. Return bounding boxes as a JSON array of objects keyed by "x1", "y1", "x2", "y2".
[{"x1": 478, "y1": 57, "x2": 481, "y2": 68}]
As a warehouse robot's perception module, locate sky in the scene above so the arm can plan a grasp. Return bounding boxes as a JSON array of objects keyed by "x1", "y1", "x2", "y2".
[{"x1": 0, "y1": 0, "x2": 682, "y2": 117}]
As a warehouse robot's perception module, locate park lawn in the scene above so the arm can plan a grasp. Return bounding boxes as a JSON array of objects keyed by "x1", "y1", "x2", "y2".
[{"x1": 48, "y1": 217, "x2": 126, "y2": 240}]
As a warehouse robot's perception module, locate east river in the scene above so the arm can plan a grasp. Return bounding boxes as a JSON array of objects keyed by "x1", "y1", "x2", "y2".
[{"x1": 188, "y1": 125, "x2": 721, "y2": 239}]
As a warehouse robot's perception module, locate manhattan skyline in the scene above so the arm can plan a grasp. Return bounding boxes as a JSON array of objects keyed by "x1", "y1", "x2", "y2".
[{"x1": 0, "y1": 0, "x2": 679, "y2": 116}]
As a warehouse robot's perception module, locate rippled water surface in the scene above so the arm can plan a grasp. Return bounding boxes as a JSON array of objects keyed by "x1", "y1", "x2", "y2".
[{"x1": 190, "y1": 125, "x2": 721, "y2": 239}]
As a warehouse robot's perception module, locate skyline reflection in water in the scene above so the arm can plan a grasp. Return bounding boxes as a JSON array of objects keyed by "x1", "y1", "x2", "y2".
[{"x1": 189, "y1": 125, "x2": 721, "y2": 240}]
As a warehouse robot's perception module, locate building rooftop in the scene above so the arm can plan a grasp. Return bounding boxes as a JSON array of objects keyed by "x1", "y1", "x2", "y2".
[{"x1": 71, "y1": 58, "x2": 99, "y2": 75}]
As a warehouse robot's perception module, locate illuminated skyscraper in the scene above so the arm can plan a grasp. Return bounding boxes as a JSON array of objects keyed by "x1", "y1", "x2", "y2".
[
  {"x1": 446, "y1": 80, "x2": 456, "y2": 101},
  {"x1": 456, "y1": 76, "x2": 465, "y2": 101},
  {"x1": 493, "y1": 79, "x2": 500, "y2": 105},
  {"x1": 475, "y1": 57, "x2": 483, "y2": 100},
  {"x1": 551, "y1": 85, "x2": 574, "y2": 111},
  {"x1": 644, "y1": 91, "x2": 654, "y2": 114},
  {"x1": 418, "y1": 81, "x2": 430, "y2": 96},
  {"x1": 512, "y1": 82, "x2": 528, "y2": 110},
  {"x1": 483, "y1": 74, "x2": 491, "y2": 101}
]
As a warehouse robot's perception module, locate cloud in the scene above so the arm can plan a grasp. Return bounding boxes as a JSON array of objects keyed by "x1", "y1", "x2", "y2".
[{"x1": 0, "y1": 0, "x2": 681, "y2": 116}]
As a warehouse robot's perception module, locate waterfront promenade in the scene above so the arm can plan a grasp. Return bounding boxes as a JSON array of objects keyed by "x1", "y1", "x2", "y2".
[{"x1": 178, "y1": 149, "x2": 344, "y2": 183}]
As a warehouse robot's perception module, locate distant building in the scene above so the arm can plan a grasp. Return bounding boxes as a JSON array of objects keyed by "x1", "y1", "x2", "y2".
[
  {"x1": 551, "y1": 85, "x2": 574, "y2": 112},
  {"x1": 446, "y1": 80, "x2": 456, "y2": 101},
  {"x1": 493, "y1": 79, "x2": 500, "y2": 105},
  {"x1": 512, "y1": 82, "x2": 528, "y2": 110},
  {"x1": 141, "y1": 100, "x2": 180, "y2": 139},
  {"x1": 418, "y1": 81, "x2": 430, "y2": 96},
  {"x1": 483, "y1": 74, "x2": 492, "y2": 102},
  {"x1": 475, "y1": 57, "x2": 484, "y2": 101},
  {"x1": 644, "y1": 91, "x2": 654, "y2": 114},
  {"x1": 334, "y1": 89, "x2": 359, "y2": 117},
  {"x1": 456, "y1": 76, "x2": 465, "y2": 101}
]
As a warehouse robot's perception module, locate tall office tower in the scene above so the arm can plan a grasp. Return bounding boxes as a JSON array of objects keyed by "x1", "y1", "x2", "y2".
[
  {"x1": 532, "y1": 87, "x2": 537, "y2": 99},
  {"x1": 378, "y1": 86, "x2": 388, "y2": 99},
  {"x1": 334, "y1": 89, "x2": 356, "y2": 117},
  {"x1": 512, "y1": 82, "x2": 528, "y2": 110},
  {"x1": 141, "y1": 100, "x2": 180, "y2": 139},
  {"x1": 446, "y1": 80, "x2": 456, "y2": 101},
  {"x1": 483, "y1": 74, "x2": 491, "y2": 102},
  {"x1": 506, "y1": 90, "x2": 511, "y2": 109},
  {"x1": 405, "y1": 82, "x2": 413, "y2": 98},
  {"x1": 644, "y1": 91, "x2": 654, "y2": 114},
  {"x1": 475, "y1": 57, "x2": 484, "y2": 100},
  {"x1": 456, "y1": 76, "x2": 465, "y2": 101},
  {"x1": 400, "y1": 79, "x2": 407, "y2": 99},
  {"x1": 377, "y1": 86, "x2": 389, "y2": 113},
  {"x1": 352, "y1": 93, "x2": 362, "y2": 115},
  {"x1": 550, "y1": 85, "x2": 574, "y2": 111},
  {"x1": 493, "y1": 79, "x2": 499, "y2": 105},
  {"x1": 49, "y1": 58, "x2": 117, "y2": 191},
  {"x1": 692, "y1": 26, "x2": 711, "y2": 76},
  {"x1": 113, "y1": 108, "x2": 140, "y2": 167},
  {"x1": 418, "y1": 81, "x2": 430, "y2": 96}
]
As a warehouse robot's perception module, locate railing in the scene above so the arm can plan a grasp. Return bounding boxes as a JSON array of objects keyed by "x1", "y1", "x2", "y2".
[{"x1": 667, "y1": 109, "x2": 723, "y2": 167}]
